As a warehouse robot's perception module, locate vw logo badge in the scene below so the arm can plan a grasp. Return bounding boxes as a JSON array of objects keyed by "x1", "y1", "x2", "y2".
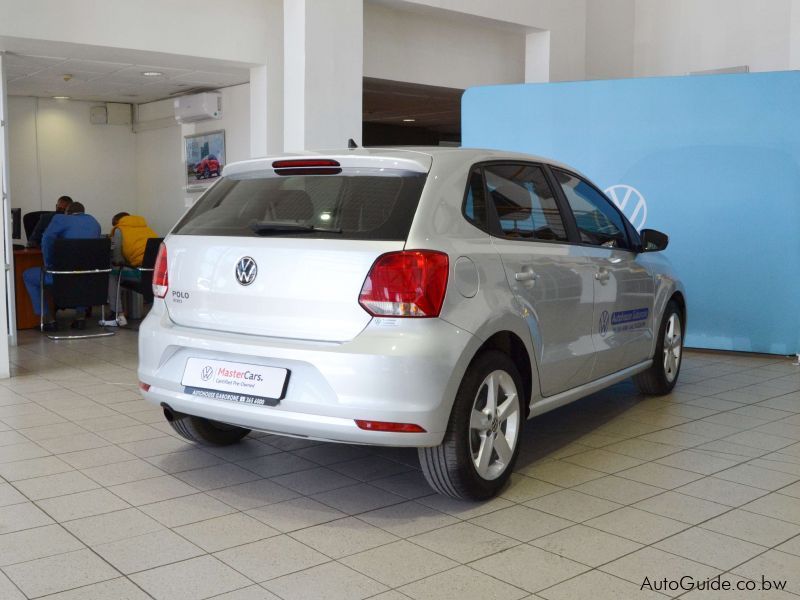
[
  {"x1": 605, "y1": 184, "x2": 647, "y2": 231},
  {"x1": 200, "y1": 366, "x2": 214, "y2": 381},
  {"x1": 235, "y1": 256, "x2": 257, "y2": 286},
  {"x1": 599, "y1": 310, "x2": 610, "y2": 336}
]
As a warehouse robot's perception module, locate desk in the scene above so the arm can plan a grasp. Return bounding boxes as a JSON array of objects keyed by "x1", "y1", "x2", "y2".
[{"x1": 14, "y1": 248, "x2": 43, "y2": 330}]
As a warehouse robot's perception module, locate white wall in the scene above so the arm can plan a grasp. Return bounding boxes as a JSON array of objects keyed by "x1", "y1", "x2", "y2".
[
  {"x1": 284, "y1": 0, "x2": 363, "y2": 151},
  {"x1": 380, "y1": 0, "x2": 587, "y2": 82},
  {"x1": 8, "y1": 96, "x2": 136, "y2": 237},
  {"x1": 134, "y1": 123, "x2": 183, "y2": 237},
  {"x1": 135, "y1": 84, "x2": 251, "y2": 235},
  {"x1": 585, "y1": 0, "x2": 635, "y2": 79},
  {"x1": 7, "y1": 97, "x2": 40, "y2": 226},
  {"x1": 633, "y1": 0, "x2": 794, "y2": 76},
  {"x1": 364, "y1": 3, "x2": 525, "y2": 89},
  {"x1": 0, "y1": 0, "x2": 278, "y2": 65}
]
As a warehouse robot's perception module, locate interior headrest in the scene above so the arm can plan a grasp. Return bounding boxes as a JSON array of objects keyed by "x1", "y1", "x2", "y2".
[{"x1": 273, "y1": 190, "x2": 314, "y2": 221}]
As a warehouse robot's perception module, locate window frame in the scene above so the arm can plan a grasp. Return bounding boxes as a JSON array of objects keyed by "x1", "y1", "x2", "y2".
[
  {"x1": 461, "y1": 165, "x2": 492, "y2": 234},
  {"x1": 461, "y1": 160, "x2": 576, "y2": 245},
  {"x1": 546, "y1": 165, "x2": 638, "y2": 253}
]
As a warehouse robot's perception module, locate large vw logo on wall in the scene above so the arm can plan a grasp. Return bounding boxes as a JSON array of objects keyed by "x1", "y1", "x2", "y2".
[
  {"x1": 235, "y1": 257, "x2": 258, "y2": 286},
  {"x1": 605, "y1": 184, "x2": 648, "y2": 231}
]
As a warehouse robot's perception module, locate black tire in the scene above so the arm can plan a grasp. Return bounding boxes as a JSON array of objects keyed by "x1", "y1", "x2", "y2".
[
  {"x1": 419, "y1": 350, "x2": 524, "y2": 500},
  {"x1": 168, "y1": 415, "x2": 250, "y2": 446},
  {"x1": 634, "y1": 299, "x2": 684, "y2": 395}
]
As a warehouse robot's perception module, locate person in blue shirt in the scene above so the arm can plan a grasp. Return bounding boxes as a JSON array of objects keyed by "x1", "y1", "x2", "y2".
[
  {"x1": 27, "y1": 195, "x2": 72, "y2": 248},
  {"x1": 23, "y1": 202, "x2": 102, "y2": 331}
]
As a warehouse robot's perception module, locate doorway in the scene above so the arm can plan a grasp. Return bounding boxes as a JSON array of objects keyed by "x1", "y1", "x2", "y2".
[{"x1": 362, "y1": 77, "x2": 463, "y2": 146}]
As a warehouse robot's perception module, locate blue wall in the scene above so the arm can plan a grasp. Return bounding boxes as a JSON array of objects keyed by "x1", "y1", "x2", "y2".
[{"x1": 462, "y1": 72, "x2": 800, "y2": 355}]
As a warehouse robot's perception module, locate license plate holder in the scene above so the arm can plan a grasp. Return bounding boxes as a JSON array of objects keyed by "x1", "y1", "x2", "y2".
[{"x1": 181, "y1": 358, "x2": 289, "y2": 407}]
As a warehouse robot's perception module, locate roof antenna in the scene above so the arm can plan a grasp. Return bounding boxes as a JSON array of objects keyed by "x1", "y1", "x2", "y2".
[{"x1": 348, "y1": 138, "x2": 358, "y2": 149}]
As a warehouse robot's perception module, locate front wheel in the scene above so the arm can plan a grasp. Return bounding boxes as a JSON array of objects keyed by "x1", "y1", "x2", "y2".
[
  {"x1": 633, "y1": 300, "x2": 684, "y2": 395},
  {"x1": 419, "y1": 350, "x2": 524, "y2": 500},
  {"x1": 168, "y1": 415, "x2": 250, "y2": 446}
]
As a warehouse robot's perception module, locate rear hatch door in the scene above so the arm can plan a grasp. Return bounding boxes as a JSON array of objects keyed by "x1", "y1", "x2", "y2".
[{"x1": 163, "y1": 154, "x2": 431, "y2": 342}]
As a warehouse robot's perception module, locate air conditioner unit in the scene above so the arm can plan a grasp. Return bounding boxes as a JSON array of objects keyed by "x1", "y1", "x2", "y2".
[{"x1": 174, "y1": 92, "x2": 222, "y2": 124}]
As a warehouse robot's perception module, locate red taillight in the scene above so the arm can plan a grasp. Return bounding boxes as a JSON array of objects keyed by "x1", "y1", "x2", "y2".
[
  {"x1": 359, "y1": 250, "x2": 449, "y2": 318},
  {"x1": 139, "y1": 382, "x2": 151, "y2": 392},
  {"x1": 152, "y1": 243, "x2": 168, "y2": 299},
  {"x1": 355, "y1": 420, "x2": 426, "y2": 433},
  {"x1": 272, "y1": 159, "x2": 341, "y2": 168},
  {"x1": 272, "y1": 159, "x2": 342, "y2": 176}
]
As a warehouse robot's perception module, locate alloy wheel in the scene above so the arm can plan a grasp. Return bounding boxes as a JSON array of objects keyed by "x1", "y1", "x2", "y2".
[
  {"x1": 663, "y1": 313, "x2": 682, "y2": 383},
  {"x1": 469, "y1": 370, "x2": 520, "y2": 480}
]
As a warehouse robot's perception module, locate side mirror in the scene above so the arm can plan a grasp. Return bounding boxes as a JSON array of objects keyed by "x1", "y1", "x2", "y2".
[{"x1": 640, "y1": 228, "x2": 669, "y2": 252}]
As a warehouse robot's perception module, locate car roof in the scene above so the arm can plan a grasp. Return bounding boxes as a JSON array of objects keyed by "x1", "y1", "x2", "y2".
[{"x1": 223, "y1": 147, "x2": 583, "y2": 178}]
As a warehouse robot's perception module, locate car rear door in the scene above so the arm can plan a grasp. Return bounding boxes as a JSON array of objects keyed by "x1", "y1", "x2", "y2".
[
  {"x1": 478, "y1": 163, "x2": 597, "y2": 397},
  {"x1": 551, "y1": 168, "x2": 655, "y2": 378}
]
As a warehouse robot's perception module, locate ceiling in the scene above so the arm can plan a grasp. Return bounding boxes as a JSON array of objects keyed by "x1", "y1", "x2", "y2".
[
  {"x1": 3, "y1": 52, "x2": 250, "y2": 104},
  {"x1": 363, "y1": 77, "x2": 463, "y2": 135}
]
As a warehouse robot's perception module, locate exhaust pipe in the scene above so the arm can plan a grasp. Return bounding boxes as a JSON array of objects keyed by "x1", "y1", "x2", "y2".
[{"x1": 161, "y1": 403, "x2": 188, "y2": 422}]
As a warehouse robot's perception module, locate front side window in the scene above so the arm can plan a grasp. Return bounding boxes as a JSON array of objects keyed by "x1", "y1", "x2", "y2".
[
  {"x1": 554, "y1": 170, "x2": 630, "y2": 249},
  {"x1": 485, "y1": 164, "x2": 568, "y2": 242}
]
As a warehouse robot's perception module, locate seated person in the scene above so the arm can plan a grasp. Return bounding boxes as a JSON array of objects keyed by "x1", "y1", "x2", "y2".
[
  {"x1": 100, "y1": 212, "x2": 158, "y2": 327},
  {"x1": 23, "y1": 202, "x2": 102, "y2": 331},
  {"x1": 27, "y1": 195, "x2": 73, "y2": 248}
]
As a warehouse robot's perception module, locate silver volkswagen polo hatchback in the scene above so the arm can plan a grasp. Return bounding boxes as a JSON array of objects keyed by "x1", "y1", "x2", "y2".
[{"x1": 138, "y1": 147, "x2": 686, "y2": 500}]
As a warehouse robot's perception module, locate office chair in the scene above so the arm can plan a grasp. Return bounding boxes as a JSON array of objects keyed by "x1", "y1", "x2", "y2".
[
  {"x1": 41, "y1": 238, "x2": 115, "y2": 340},
  {"x1": 23, "y1": 211, "x2": 51, "y2": 240},
  {"x1": 118, "y1": 237, "x2": 163, "y2": 307}
]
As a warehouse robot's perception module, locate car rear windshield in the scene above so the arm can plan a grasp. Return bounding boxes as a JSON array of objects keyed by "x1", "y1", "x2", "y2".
[{"x1": 172, "y1": 168, "x2": 428, "y2": 240}]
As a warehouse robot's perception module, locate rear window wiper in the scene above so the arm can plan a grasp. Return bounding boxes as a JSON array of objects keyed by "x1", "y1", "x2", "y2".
[{"x1": 249, "y1": 221, "x2": 342, "y2": 235}]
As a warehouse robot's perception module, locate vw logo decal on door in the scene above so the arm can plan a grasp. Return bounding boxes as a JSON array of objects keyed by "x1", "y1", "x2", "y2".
[
  {"x1": 235, "y1": 257, "x2": 258, "y2": 286},
  {"x1": 200, "y1": 366, "x2": 214, "y2": 381},
  {"x1": 605, "y1": 184, "x2": 647, "y2": 231}
]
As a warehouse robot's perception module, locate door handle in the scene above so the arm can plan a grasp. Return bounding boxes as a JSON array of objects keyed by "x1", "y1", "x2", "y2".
[
  {"x1": 594, "y1": 268, "x2": 610, "y2": 283},
  {"x1": 514, "y1": 270, "x2": 539, "y2": 282}
]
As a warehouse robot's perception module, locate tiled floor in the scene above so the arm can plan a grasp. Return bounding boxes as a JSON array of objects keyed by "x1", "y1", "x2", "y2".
[{"x1": 1, "y1": 330, "x2": 800, "y2": 599}]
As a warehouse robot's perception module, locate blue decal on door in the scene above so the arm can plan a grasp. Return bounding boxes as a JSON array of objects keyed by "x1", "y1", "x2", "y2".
[
  {"x1": 611, "y1": 308, "x2": 649, "y2": 326},
  {"x1": 600, "y1": 308, "x2": 649, "y2": 336}
]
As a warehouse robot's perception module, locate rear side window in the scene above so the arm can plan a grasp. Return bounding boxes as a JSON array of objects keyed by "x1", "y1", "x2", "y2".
[
  {"x1": 173, "y1": 169, "x2": 427, "y2": 240},
  {"x1": 485, "y1": 164, "x2": 568, "y2": 242},
  {"x1": 464, "y1": 167, "x2": 488, "y2": 229},
  {"x1": 554, "y1": 169, "x2": 630, "y2": 249}
]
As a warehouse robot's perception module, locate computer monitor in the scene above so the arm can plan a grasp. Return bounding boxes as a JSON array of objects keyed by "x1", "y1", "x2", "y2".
[{"x1": 10, "y1": 208, "x2": 21, "y2": 240}]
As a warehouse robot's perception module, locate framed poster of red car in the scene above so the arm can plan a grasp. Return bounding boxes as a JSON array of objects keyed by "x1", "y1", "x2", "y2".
[{"x1": 185, "y1": 130, "x2": 225, "y2": 190}]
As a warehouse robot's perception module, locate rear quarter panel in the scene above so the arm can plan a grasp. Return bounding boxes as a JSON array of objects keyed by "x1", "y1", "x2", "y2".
[{"x1": 405, "y1": 152, "x2": 544, "y2": 405}]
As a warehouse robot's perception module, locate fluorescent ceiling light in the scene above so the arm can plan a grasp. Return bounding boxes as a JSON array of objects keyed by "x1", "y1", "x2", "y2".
[
  {"x1": 402, "y1": 118, "x2": 416, "y2": 122},
  {"x1": 52, "y1": 96, "x2": 70, "y2": 100},
  {"x1": 142, "y1": 71, "x2": 164, "y2": 77}
]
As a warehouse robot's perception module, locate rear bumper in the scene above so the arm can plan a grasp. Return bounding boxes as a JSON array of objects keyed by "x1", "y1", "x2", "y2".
[{"x1": 137, "y1": 303, "x2": 477, "y2": 447}]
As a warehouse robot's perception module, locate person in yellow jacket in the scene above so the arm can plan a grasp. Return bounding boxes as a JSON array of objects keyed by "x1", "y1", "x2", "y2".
[{"x1": 100, "y1": 212, "x2": 158, "y2": 327}]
